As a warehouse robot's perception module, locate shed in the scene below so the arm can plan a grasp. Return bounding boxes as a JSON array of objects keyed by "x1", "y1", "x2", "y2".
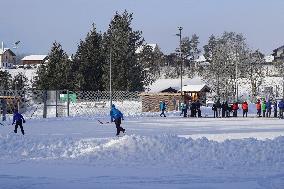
[{"x1": 179, "y1": 84, "x2": 211, "y2": 104}]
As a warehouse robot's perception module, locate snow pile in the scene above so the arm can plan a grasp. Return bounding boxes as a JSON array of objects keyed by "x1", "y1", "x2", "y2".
[{"x1": 1, "y1": 134, "x2": 284, "y2": 170}]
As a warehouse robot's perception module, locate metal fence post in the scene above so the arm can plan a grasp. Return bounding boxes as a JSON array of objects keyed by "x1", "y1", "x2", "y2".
[
  {"x1": 67, "y1": 90, "x2": 70, "y2": 117},
  {"x1": 43, "y1": 90, "x2": 47, "y2": 118},
  {"x1": 55, "y1": 90, "x2": 58, "y2": 117}
]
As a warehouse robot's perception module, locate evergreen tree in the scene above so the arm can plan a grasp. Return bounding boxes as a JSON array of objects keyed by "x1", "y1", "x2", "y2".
[
  {"x1": 33, "y1": 42, "x2": 70, "y2": 90},
  {"x1": 11, "y1": 73, "x2": 28, "y2": 91},
  {"x1": 102, "y1": 10, "x2": 144, "y2": 91},
  {"x1": 0, "y1": 70, "x2": 12, "y2": 90},
  {"x1": 73, "y1": 24, "x2": 104, "y2": 91},
  {"x1": 138, "y1": 44, "x2": 164, "y2": 87}
]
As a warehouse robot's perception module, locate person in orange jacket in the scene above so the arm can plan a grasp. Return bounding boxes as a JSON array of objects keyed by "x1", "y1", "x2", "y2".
[
  {"x1": 256, "y1": 99, "x2": 261, "y2": 117},
  {"x1": 232, "y1": 102, "x2": 239, "y2": 117},
  {"x1": 242, "y1": 101, "x2": 248, "y2": 117}
]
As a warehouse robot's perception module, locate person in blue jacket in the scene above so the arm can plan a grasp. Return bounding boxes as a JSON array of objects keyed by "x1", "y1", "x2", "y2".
[
  {"x1": 12, "y1": 109, "x2": 25, "y2": 135},
  {"x1": 266, "y1": 100, "x2": 272, "y2": 118},
  {"x1": 159, "y1": 101, "x2": 167, "y2": 117},
  {"x1": 110, "y1": 104, "x2": 125, "y2": 136},
  {"x1": 278, "y1": 99, "x2": 284, "y2": 119}
]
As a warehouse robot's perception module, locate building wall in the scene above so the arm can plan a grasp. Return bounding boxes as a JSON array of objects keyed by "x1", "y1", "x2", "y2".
[
  {"x1": 22, "y1": 60, "x2": 43, "y2": 65},
  {"x1": 0, "y1": 51, "x2": 16, "y2": 68},
  {"x1": 141, "y1": 93, "x2": 183, "y2": 112}
]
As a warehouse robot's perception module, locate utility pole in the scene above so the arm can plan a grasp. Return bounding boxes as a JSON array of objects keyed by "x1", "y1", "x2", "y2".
[
  {"x1": 176, "y1": 27, "x2": 183, "y2": 98},
  {"x1": 109, "y1": 49, "x2": 112, "y2": 115}
]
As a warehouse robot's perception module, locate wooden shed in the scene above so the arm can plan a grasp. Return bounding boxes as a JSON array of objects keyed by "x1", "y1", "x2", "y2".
[
  {"x1": 140, "y1": 92, "x2": 183, "y2": 112},
  {"x1": 179, "y1": 84, "x2": 211, "y2": 104}
]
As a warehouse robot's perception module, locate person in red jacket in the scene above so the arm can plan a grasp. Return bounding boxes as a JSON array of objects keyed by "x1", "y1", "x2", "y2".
[
  {"x1": 232, "y1": 102, "x2": 239, "y2": 117},
  {"x1": 256, "y1": 100, "x2": 261, "y2": 117},
  {"x1": 242, "y1": 101, "x2": 248, "y2": 117}
]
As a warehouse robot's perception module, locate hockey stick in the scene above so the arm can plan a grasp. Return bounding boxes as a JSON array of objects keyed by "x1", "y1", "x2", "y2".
[{"x1": 97, "y1": 120, "x2": 110, "y2": 124}]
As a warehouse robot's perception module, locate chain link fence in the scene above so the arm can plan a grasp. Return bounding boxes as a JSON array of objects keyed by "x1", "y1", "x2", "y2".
[{"x1": 0, "y1": 90, "x2": 142, "y2": 119}]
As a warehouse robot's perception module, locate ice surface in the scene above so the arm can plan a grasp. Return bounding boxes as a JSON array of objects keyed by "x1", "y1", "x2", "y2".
[{"x1": 1, "y1": 115, "x2": 284, "y2": 188}]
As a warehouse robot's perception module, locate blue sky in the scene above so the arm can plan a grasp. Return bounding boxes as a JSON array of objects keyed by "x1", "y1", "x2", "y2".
[{"x1": 0, "y1": 0, "x2": 283, "y2": 55}]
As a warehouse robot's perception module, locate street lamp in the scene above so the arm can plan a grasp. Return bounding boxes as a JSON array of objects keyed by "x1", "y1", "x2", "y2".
[
  {"x1": 109, "y1": 48, "x2": 112, "y2": 112},
  {"x1": 176, "y1": 27, "x2": 183, "y2": 98}
]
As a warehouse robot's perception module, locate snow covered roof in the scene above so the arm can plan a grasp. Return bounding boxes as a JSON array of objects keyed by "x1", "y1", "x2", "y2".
[
  {"x1": 265, "y1": 55, "x2": 274, "y2": 63},
  {"x1": 179, "y1": 84, "x2": 210, "y2": 92},
  {"x1": 22, "y1": 55, "x2": 48, "y2": 61},
  {"x1": 195, "y1": 55, "x2": 206, "y2": 62},
  {"x1": 136, "y1": 44, "x2": 157, "y2": 54},
  {"x1": 146, "y1": 77, "x2": 205, "y2": 93},
  {"x1": 0, "y1": 48, "x2": 15, "y2": 56}
]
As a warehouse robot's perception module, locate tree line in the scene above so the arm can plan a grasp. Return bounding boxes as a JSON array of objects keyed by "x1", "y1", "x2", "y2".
[
  {"x1": 1, "y1": 10, "x2": 279, "y2": 100},
  {"x1": 33, "y1": 10, "x2": 203, "y2": 92}
]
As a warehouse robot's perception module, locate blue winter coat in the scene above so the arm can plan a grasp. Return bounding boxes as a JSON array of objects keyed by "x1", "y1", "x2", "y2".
[
  {"x1": 12, "y1": 112, "x2": 25, "y2": 124},
  {"x1": 110, "y1": 107, "x2": 123, "y2": 121},
  {"x1": 160, "y1": 102, "x2": 166, "y2": 111},
  {"x1": 279, "y1": 101, "x2": 284, "y2": 109},
  {"x1": 266, "y1": 101, "x2": 272, "y2": 110}
]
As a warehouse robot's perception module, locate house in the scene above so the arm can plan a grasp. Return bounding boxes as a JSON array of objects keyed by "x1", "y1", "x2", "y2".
[
  {"x1": 0, "y1": 42, "x2": 16, "y2": 69},
  {"x1": 140, "y1": 77, "x2": 210, "y2": 112},
  {"x1": 272, "y1": 45, "x2": 284, "y2": 61},
  {"x1": 22, "y1": 55, "x2": 48, "y2": 65}
]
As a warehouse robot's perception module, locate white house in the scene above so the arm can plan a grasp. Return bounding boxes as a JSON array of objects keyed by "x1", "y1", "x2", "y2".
[{"x1": 0, "y1": 42, "x2": 16, "y2": 69}]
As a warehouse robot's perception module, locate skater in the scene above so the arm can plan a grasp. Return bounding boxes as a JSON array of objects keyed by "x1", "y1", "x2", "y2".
[
  {"x1": 262, "y1": 100, "x2": 266, "y2": 118},
  {"x1": 110, "y1": 104, "x2": 125, "y2": 136},
  {"x1": 232, "y1": 102, "x2": 239, "y2": 117},
  {"x1": 196, "y1": 100, "x2": 202, "y2": 117},
  {"x1": 190, "y1": 100, "x2": 197, "y2": 117},
  {"x1": 1, "y1": 99, "x2": 7, "y2": 121},
  {"x1": 226, "y1": 102, "x2": 231, "y2": 117},
  {"x1": 212, "y1": 103, "x2": 217, "y2": 118},
  {"x1": 273, "y1": 100, "x2": 278, "y2": 118},
  {"x1": 256, "y1": 100, "x2": 261, "y2": 117},
  {"x1": 215, "y1": 99, "x2": 222, "y2": 118},
  {"x1": 242, "y1": 101, "x2": 248, "y2": 117},
  {"x1": 180, "y1": 101, "x2": 187, "y2": 117},
  {"x1": 221, "y1": 101, "x2": 227, "y2": 118},
  {"x1": 12, "y1": 109, "x2": 25, "y2": 135},
  {"x1": 266, "y1": 100, "x2": 272, "y2": 118},
  {"x1": 279, "y1": 99, "x2": 284, "y2": 119},
  {"x1": 160, "y1": 101, "x2": 167, "y2": 117}
]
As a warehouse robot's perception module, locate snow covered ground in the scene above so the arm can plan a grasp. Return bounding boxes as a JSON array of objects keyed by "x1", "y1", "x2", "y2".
[{"x1": 1, "y1": 114, "x2": 284, "y2": 189}]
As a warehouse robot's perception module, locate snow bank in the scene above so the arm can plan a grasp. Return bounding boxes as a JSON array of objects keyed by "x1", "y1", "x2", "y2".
[{"x1": 1, "y1": 134, "x2": 284, "y2": 170}]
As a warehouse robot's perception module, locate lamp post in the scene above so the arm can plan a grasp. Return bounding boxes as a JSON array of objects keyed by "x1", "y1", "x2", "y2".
[
  {"x1": 109, "y1": 49, "x2": 112, "y2": 112},
  {"x1": 13, "y1": 41, "x2": 20, "y2": 65},
  {"x1": 176, "y1": 27, "x2": 183, "y2": 98}
]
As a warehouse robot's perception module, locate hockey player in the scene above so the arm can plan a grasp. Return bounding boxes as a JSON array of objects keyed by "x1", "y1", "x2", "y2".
[
  {"x1": 12, "y1": 109, "x2": 25, "y2": 135},
  {"x1": 110, "y1": 104, "x2": 125, "y2": 136}
]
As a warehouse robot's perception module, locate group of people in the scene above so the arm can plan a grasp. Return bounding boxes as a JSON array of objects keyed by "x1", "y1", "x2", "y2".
[
  {"x1": 212, "y1": 99, "x2": 248, "y2": 118},
  {"x1": 180, "y1": 100, "x2": 202, "y2": 118},
  {"x1": 212, "y1": 98, "x2": 284, "y2": 119},
  {"x1": 255, "y1": 99, "x2": 284, "y2": 118}
]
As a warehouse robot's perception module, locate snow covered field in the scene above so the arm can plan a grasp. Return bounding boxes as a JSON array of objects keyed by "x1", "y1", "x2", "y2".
[{"x1": 1, "y1": 115, "x2": 284, "y2": 189}]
